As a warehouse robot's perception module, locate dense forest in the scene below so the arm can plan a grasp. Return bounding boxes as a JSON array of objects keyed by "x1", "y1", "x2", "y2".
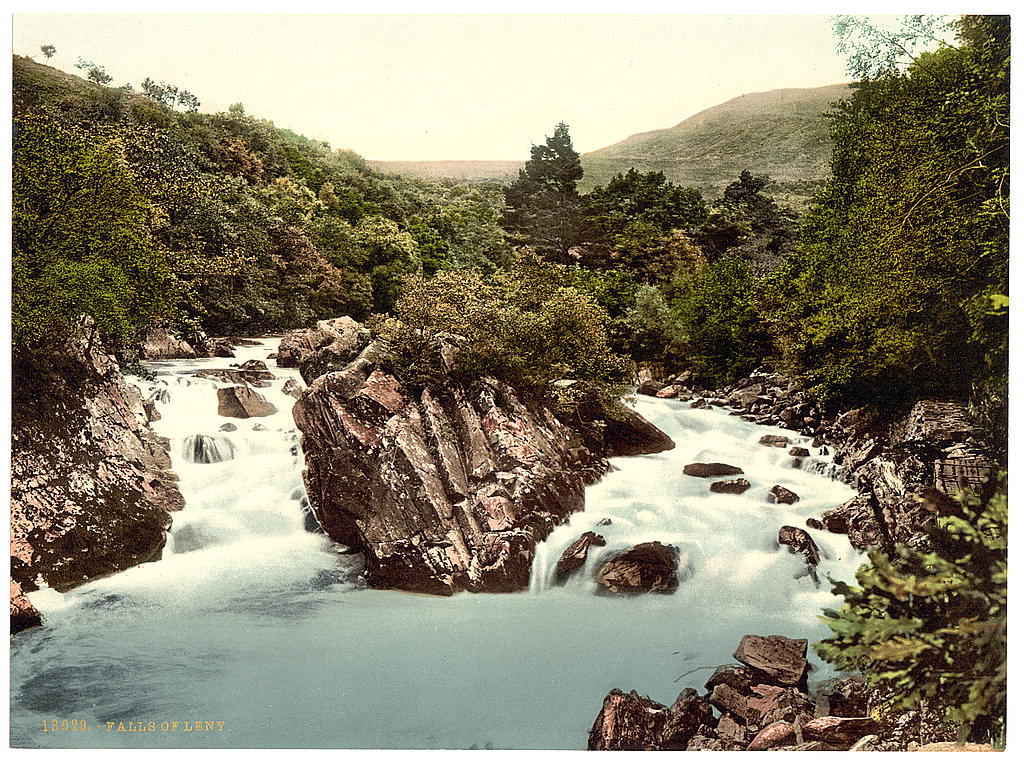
[{"x1": 11, "y1": 14, "x2": 1009, "y2": 741}]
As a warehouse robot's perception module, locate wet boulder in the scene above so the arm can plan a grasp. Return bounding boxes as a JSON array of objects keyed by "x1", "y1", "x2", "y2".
[
  {"x1": 759, "y1": 435, "x2": 790, "y2": 448},
  {"x1": 594, "y1": 541, "x2": 680, "y2": 595},
  {"x1": 778, "y1": 525, "x2": 821, "y2": 570},
  {"x1": 684, "y1": 462, "x2": 743, "y2": 478},
  {"x1": 733, "y1": 635, "x2": 808, "y2": 687},
  {"x1": 598, "y1": 403, "x2": 675, "y2": 456},
  {"x1": 554, "y1": 531, "x2": 606, "y2": 583},
  {"x1": 282, "y1": 377, "x2": 304, "y2": 399},
  {"x1": 789, "y1": 447, "x2": 810, "y2": 457},
  {"x1": 710, "y1": 478, "x2": 751, "y2": 495},
  {"x1": 636, "y1": 380, "x2": 665, "y2": 397},
  {"x1": 768, "y1": 485, "x2": 800, "y2": 504},
  {"x1": 216, "y1": 385, "x2": 278, "y2": 419},
  {"x1": 140, "y1": 327, "x2": 197, "y2": 360},
  {"x1": 142, "y1": 398, "x2": 161, "y2": 422},
  {"x1": 655, "y1": 385, "x2": 680, "y2": 398}
]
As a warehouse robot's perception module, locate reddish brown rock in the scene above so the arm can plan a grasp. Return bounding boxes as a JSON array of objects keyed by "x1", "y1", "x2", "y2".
[
  {"x1": 636, "y1": 380, "x2": 665, "y2": 397},
  {"x1": 801, "y1": 716, "x2": 878, "y2": 744},
  {"x1": 554, "y1": 531, "x2": 606, "y2": 583},
  {"x1": 140, "y1": 327, "x2": 197, "y2": 359},
  {"x1": 282, "y1": 377, "x2": 304, "y2": 399},
  {"x1": 655, "y1": 385, "x2": 680, "y2": 398},
  {"x1": 217, "y1": 385, "x2": 278, "y2": 419},
  {"x1": 277, "y1": 316, "x2": 369, "y2": 372},
  {"x1": 733, "y1": 635, "x2": 808, "y2": 687},
  {"x1": 588, "y1": 689, "x2": 712, "y2": 751},
  {"x1": 747, "y1": 721, "x2": 796, "y2": 751},
  {"x1": 10, "y1": 579, "x2": 42, "y2": 635},
  {"x1": 684, "y1": 462, "x2": 744, "y2": 478},
  {"x1": 710, "y1": 478, "x2": 751, "y2": 494},
  {"x1": 594, "y1": 542, "x2": 680, "y2": 595},
  {"x1": 759, "y1": 435, "x2": 790, "y2": 448},
  {"x1": 768, "y1": 485, "x2": 800, "y2": 504}
]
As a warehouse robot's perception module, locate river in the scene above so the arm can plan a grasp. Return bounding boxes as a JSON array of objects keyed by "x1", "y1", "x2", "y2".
[{"x1": 10, "y1": 340, "x2": 861, "y2": 749}]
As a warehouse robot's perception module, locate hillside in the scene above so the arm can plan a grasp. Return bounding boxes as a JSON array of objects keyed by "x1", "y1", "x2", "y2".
[
  {"x1": 369, "y1": 159, "x2": 523, "y2": 182},
  {"x1": 581, "y1": 83, "x2": 852, "y2": 200}
]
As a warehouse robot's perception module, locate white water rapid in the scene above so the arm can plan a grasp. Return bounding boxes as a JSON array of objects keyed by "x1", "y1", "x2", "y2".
[{"x1": 10, "y1": 342, "x2": 862, "y2": 749}]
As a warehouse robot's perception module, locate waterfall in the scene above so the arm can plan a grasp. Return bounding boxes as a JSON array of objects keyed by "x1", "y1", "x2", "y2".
[{"x1": 183, "y1": 434, "x2": 236, "y2": 463}]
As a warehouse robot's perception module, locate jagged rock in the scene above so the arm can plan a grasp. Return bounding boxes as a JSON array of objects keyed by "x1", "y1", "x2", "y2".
[
  {"x1": 802, "y1": 716, "x2": 878, "y2": 744},
  {"x1": 733, "y1": 635, "x2": 808, "y2": 687},
  {"x1": 599, "y1": 403, "x2": 676, "y2": 456},
  {"x1": 636, "y1": 380, "x2": 665, "y2": 397},
  {"x1": 10, "y1": 579, "x2": 42, "y2": 635},
  {"x1": 899, "y1": 400, "x2": 977, "y2": 445},
  {"x1": 759, "y1": 435, "x2": 790, "y2": 448},
  {"x1": 662, "y1": 690, "x2": 717, "y2": 749},
  {"x1": 587, "y1": 688, "x2": 714, "y2": 751},
  {"x1": 11, "y1": 326, "x2": 181, "y2": 607},
  {"x1": 768, "y1": 485, "x2": 800, "y2": 504},
  {"x1": 140, "y1": 327, "x2": 197, "y2": 359},
  {"x1": 594, "y1": 542, "x2": 680, "y2": 595},
  {"x1": 690, "y1": 398, "x2": 710, "y2": 409},
  {"x1": 293, "y1": 341, "x2": 603, "y2": 594},
  {"x1": 710, "y1": 478, "x2": 751, "y2": 494},
  {"x1": 278, "y1": 316, "x2": 370, "y2": 372},
  {"x1": 282, "y1": 377, "x2": 304, "y2": 399},
  {"x1": 142, "y1": 398, "x2": 161, "y2": 422},
  {"x1": 823, "y1": 677, "x2": 869, "y2": 718},
  {"x1": 554, "y1": 531, "x2": 606, "y2": 583},
  {"x1": 778, "y1": 526, "x2": 820, "y2": 569},
  {"x1": 199, "y1": 338, "x2": 236, "y2": 358},
  {"x1": 217, "y1": 385, "x2": 278, "y2": 419},
  {"x1": 705, "y1": 665, "x2": 773, "y2": 694},
  {"x1": 194, "y1": 366, "x2": 275, "y2": 388},
  {"x1": 805, "y1": 518, "x2": 823, "y2": 530},
  {"x1": 684, "y1": 462, "x2": 743, "y2": 477},
  {"x1": 789, "y1": 447, "x2": 810, "y2": 457},
  {"x1": 716, "y1": 713, "x2": 751, "y2": 746},
  {"x1": 747, "y1": 721, "x2": 796, "y2": 751},
  {"x1": 655, "y1": 385, "x2": 680, "y2": 398}
]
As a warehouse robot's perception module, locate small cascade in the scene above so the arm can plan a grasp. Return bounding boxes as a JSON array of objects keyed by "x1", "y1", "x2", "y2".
[{"x1": 183, "y1": 434, "x2": 236, "y2": 464}]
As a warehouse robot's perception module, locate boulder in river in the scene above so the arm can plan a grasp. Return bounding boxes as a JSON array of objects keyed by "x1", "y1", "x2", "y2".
[
  {"x1": 758, "y1": 435, "x2": 790, "y2": 448},
  {"x1": 140, "y1": 327, "x2": 197, "y2": 360},
  {"x1": 789, "y1": 447, "x2": 810, "y2": 457},
  {"x1": 598, "y1": 402, "x2": 675, "y2": 456},
  {"x1": 710, "y1": 478, "x2": 751, "y2": 494},
  {"x1": 217, "y1": 385, "x2": 278, "y2": 419},
  {"x1": 732, "y1": 635, "x2": 808, "y2": 687},
  {"x1": 684, "y1": 462, "x2": 743, "y2": 477},
  {"x1": 655, "y1": 385, "x2": 680, "y2": 398},
  {"x1": 636, "y1": 380, "x2": 665, "y2": 397},
  {"x1": 778, "y1": 525, "x2": 821, "y2": 568},
  {"x1": 554, "y1": 531, "x2": 606, "y2": 583},
  {"x1": 293, "y1": 335, "x2": 620, "y2": 595},
  {"x1": 768, "y1": 485, "x2": 800, "y2": 504},
  {"x1": 594, "y1": 541, "x2": 680, "y2": 595}
]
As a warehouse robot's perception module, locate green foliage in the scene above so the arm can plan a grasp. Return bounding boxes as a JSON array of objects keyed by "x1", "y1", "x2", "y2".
[
  {"x1": 376, "y1": 257, "x2": 633, "y2": 414},
  {"x1": 816, "y1": 477, "x2": 1007, "y2": 742},
  {"x1": 503, "y1": 122, "x2": 585, "y2": 259},
  {"x1": 774, "y1": 16, "x2": 1009, "y2": 411},
  {"x1": 585, "y1": 168, "x2": 707, "y2": 244},
  {"x1": 12, "y1": 112, "x2": 177, "y2": 348}
]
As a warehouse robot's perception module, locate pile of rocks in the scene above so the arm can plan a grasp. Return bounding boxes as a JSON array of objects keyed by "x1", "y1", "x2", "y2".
[{"x1": 589, "y1": 634, "x2": 878, "y2": 751}]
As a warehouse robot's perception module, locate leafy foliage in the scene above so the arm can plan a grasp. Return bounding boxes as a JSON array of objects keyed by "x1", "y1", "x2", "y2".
[{"x1": 816, "y1": 478, "x2": 1007, "y2": 742}]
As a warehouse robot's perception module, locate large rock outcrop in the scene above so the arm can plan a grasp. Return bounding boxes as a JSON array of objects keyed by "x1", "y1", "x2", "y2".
[
  {"x1": 139, "y1": 327, "x2": 197, "y2": 359},
  {"x1": 292, "y1": 335, "x2": 672, "y2": 595},
  {"x1": 277, "y1": 316, "x2": 371, "y2": 379},
  {"x1": 11, "y1": 330, "x2": 183, "y2": 630}
]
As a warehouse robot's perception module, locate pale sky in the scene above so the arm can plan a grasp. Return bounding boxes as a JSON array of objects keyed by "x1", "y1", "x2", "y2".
[{"x1": 14, "y1": 13, "x2": 866, "y2": 160}]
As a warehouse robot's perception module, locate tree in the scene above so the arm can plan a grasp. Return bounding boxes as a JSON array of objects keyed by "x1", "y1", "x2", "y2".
[
  {"x1": 75, "y1": 57, "x2": 113, "y2": 84},
  {"x1": 40, "y1": 44, "x2": 56, "y2": 59},
  {"x1": 141, "y1": 78, "x2": 201, "y2": 112},
  {"x1": 502, "y1": 122, "x2": 585, "y2": 259},
  {"x1": 12, "y1": 113, "x2": 176, "y2": 349}
]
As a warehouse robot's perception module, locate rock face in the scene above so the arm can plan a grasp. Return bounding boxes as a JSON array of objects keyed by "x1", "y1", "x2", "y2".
[
  {"x1": 11, "y1": 330, "x2": 183, "y2": 630},
  {"x1": 277, "y1": 316, "x2": 371, "y2": 379},
  {"x1": 554, "y1": 531, "x2": 606, "y2": 583},
  {"x1": 292, "y1": 336, "x2": 669, "y2": 595},
  {"x1": 683, "y1": 462, "x2": 743, "y2": 477},
  {"x1": 593, "y1": 542, "x2": 680, "y2": 595},
  {"x1": 10, "y1": 579, "x2": 42, "y2": 635},
  {"x1": 588, "y1": 689, "x2": 715, "y2": 750},
  {"x1": 140, "y1": 327, "x2": 197, "y2": 359},
  {"x1": 216, "y1": 385, "x2": 278, "y2": 418}
]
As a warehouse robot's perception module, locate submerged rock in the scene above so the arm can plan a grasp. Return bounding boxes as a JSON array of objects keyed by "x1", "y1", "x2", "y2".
[
  {"x1": 554, "y1": 531, "x2": 606, "y2": 583},
  {"x1": 768, "y1": 485, "x2": 800, "y2": 504},
  {"x1": 710, "y1": 478, "x2": 751, "y2": 494},
  {"x1": 594, "y1": 541, "x2": 680, "y2": 595},
  {"x1": 217, "y1": 384, "x2": 278, "y2": 419},
  {"x1": 684, "y1": 462, "x2": 743, "y2": 477}
]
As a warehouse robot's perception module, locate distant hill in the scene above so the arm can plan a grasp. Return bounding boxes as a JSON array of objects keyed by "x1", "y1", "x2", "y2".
[
  {"x1": 581, "y1": 83, "x2": 852, "y2": 203},
  {"x1": 369, "y1": 159, "x2": 523, "y2": 183}
]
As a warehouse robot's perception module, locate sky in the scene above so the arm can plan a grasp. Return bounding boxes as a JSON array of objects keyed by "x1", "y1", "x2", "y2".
[{"x1": 14, "y1": 13, "x2": 879, "y2": 160}]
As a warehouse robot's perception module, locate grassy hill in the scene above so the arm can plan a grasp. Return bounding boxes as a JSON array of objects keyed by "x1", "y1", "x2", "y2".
[
  {"x1": 369, "y1": 159, "x2": 523, "y2": 183},
  {"x1": 581, "y1": 83, "x2": 852, "y2": 202}
]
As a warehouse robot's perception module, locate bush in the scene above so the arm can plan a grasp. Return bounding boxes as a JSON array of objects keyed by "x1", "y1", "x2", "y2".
[{"x1": 816, "y1": 477, "x2": 1007, "y2": 743}]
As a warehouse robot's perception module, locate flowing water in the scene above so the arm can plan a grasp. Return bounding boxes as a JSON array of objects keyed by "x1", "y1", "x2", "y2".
[{"x1": 10, "y1": 340, "x2": 862, "y2": 749}]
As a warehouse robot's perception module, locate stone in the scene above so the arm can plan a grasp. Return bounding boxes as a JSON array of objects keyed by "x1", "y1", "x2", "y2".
[
  {"x1": 805, "y1": 518, "x2": 823, "y2": 530},
  {"x1": 554, "y1": 531, "x2": 606, "y2": 583},
  {"x1": 655, "y1": 385, "x2": 680, "y2": 398},
  {"x1": 599, "y1": 403, "x2": 676, "y2": 456},
  {"x1": 759, "y1": 435, "x2": 790, "y2": 448},
  {"x1": 914, "y1": 742, "x2": 996, "y2": 752},
  {"x1": 801, "y1": 716, "x2": 878, "y2": 744},
  {"x1": 277, "y1": 316, "x2": 370, "y2": 372},
  {"x1": 594, "y1": 542, "x2": 680, "y2": 595},
  {"x1": 778, "y1": 525, "x2": 821, "y2": 568},
  {"x1": 142, "y1": 398, "x2": 161, "y2": 422},
  {"x1": 789, "y1": 447, "x2": 810, "y2": 457},
  {"x1": 747, "y1": 721, "x2": 796, "y2": 751},
  {"x1": 140, "y1": 327, "x2": 197, "y2": 359},
  {"x1": 194, "y1": 366, "x2": 275, "y2": 389},
  {"x1": 704, "y1": 665, "x2": 773, "y2": 694},
  {"x1": 588, "y1": 689, "x2": 713, "y2": 751},
  {"x1": 684, "y1": 462, "x2": 743, "y2": 478},
  {"x1": 732, "y1": 635, "x2": 808, "y2": 687},
  {"x1": 710, "y1": 478, "x2": 751, "y2": 494},
  {"x1": 768, "y1": 485, "x2": 800, "y2": 504},
  {"x1": 216, "y1": 385, "x2": 278, "y2": 419},
  {"x1": 219, "y1": 423, "x2": 238, "y2": 432},
  {"x1": 11, "y1": 579, "x2": 42, "y2": 635},
  {"x1": 11, "y1": 325, "x2": 181, "y2": 602},
  {"x1": 597, "y1": 518, "x2": 612, "y2": 526},
  {"x1": 636, "y1": 380, "x2": 665, "y2": 397},
  {"x1": 282, "y1": 377, "x2": 304, "y2": 399},
  {"x1": 849, "y1": 734, "x2": 882, "y2": 751}
]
